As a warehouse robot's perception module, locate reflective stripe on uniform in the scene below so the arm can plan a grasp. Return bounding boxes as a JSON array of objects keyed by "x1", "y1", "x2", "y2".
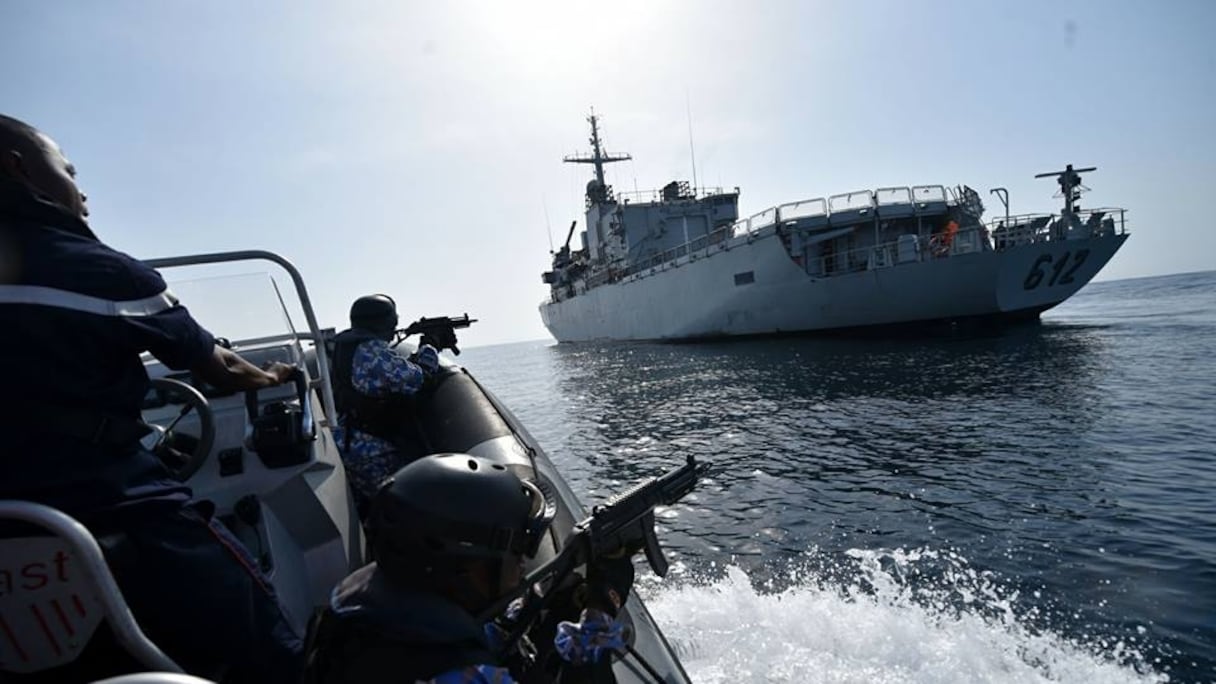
[{"x1": 0, "y1": 284, "x2": 179, "y2": 317}]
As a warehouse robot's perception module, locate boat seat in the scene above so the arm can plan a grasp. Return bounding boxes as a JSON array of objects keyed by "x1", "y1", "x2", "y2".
[{"x1": 0, "y1": 501, "x2": 183, "y2": 679}]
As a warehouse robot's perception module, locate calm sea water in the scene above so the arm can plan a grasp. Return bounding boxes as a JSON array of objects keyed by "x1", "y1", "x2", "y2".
[{"x1": 458, "y1": 270, "x2": 1216, "y2": 684}]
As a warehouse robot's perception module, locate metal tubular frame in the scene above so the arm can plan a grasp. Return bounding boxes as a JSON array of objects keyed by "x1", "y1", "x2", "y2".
[{"x1": 143, "y1": 250, "x2": 338, "y2": 422}]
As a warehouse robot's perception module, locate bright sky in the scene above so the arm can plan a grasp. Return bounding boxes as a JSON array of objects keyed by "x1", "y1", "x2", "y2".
[{"x1": 3, "y1": 1, "x2": 1213, "y2": 346}]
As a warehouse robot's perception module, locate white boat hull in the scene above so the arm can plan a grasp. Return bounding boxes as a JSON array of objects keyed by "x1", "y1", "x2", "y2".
[{"x1": 540, "y1": 229, "x2": 1128, "y2": 342}]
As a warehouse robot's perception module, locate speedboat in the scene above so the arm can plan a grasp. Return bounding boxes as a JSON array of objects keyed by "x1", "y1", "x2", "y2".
[{"x1": 0, "y1": 250, "x2": 691, "y2": 683}]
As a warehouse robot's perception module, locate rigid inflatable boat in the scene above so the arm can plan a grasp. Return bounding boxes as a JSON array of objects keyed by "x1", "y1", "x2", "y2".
[{"x1": 0, "y1": 250, "x2": 692, "y2": 683}]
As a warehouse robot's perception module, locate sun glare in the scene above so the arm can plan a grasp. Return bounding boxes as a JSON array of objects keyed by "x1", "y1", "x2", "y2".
[{"x1": 460, "y1": 1, "x2": 680, "y2": 79}]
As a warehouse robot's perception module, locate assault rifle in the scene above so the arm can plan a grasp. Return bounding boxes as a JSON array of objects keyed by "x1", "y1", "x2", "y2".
[
  {"x1": 393, "y1": 313, "x2": 477, "y2": 355},
  {"x1": 485, "y1": 455, "x2": 708, "y2": 658}
]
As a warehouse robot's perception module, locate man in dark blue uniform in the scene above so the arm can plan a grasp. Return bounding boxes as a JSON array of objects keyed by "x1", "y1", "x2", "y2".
[{"x1": 0, "y1": 114, "x2": 302, "y2": 681}]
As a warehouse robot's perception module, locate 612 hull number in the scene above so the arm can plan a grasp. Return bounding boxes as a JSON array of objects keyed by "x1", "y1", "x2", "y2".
[{"x1": 1023, "y1": 250, "x2": 1090, "y2": 290}]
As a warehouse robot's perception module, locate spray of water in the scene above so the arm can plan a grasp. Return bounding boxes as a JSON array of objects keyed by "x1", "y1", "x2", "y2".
[{"x1": 641, "y1": 548, "x2": 1168, "y2": 684}]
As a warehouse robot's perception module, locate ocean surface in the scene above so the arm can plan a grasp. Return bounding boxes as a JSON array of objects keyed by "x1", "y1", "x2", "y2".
[{"x1": 457, "y1": 270, "x2": 1216, "y2": 684}]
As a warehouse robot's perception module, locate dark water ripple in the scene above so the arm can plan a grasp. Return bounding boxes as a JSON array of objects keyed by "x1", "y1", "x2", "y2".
[{"x1": 462, "y1": 270, "x2": 1216, "y2": 682}]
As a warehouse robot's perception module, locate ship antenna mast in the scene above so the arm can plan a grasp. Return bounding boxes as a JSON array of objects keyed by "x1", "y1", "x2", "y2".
[
  {"x1": 1035, "y1": 163, "x2": 1096, "y2": 216},
  {"x1": 686, "y1": 91, "x2": 698, "y2": 195},
  {"x1": 563, "y1": 109, "x2": 631, "y2": 195}
]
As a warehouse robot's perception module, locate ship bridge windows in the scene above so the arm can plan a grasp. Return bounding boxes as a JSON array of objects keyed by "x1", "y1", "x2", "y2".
[{"x1": 734, "y1": 271, "x2": 755, "y2": 286}]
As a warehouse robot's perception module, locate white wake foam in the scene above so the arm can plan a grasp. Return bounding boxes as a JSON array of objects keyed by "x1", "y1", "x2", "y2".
[{"x1": 641, "y1": 550, "x2": 1168, "y2": 683}]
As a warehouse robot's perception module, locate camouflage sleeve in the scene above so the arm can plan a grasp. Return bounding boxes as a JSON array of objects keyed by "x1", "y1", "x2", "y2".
[
  {"x1": 553, "y1": 609, "x2": 626, "y2": 666},
  {"x1": 350, "y1": 340, "x2": 425, "y2": 398}
]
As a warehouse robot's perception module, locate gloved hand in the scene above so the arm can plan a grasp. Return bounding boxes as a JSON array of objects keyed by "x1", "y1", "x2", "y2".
[
  {"x1": 484, "y1": 596, "x2": 526, "y2": 651},
  {"x1": 585, "y1": 551, "x2": 635, "y2": 617},
  {"x1": 414, "y1": 344, "x2": 440, "y2": 374}
]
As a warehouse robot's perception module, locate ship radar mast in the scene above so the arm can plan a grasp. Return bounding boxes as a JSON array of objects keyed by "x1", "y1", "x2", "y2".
[
  {"x1": 563, "y1": 109, "x2": 631, "y2": 203},
  {"x1": 1035, "y1": 163, "x2": 1096, "y2": 216}
]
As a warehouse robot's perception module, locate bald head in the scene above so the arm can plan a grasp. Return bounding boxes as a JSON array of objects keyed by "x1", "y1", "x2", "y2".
[
  {"x1": 0, "y1": 114, "x2": 89, "y2": 223},
  {"x1": 0, "y1": 115, "x2": 40, "y2": 151},
  {"x1": 0, "y1": 116, "x2": 45, "y2": 178}
]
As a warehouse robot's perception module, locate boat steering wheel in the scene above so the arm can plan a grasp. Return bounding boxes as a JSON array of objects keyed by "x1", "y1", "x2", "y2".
[{"x1": 143, "y1": 377, "x2": 216, "y2": 482}]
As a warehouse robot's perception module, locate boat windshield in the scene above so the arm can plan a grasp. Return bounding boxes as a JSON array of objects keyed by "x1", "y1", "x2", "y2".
[
  {"x1": 138, "y1": 252, "x2": 338, "y2": 420},
  {"x1": 166, "y1": 271, "x2": 305, "y2": 346}
]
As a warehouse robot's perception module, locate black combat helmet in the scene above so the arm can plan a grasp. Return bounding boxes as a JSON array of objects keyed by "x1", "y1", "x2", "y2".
[
  {"x1": 369, "y1": 454, "x2": 555, "y2": 594},
  {"x1": 349, "y1": 294, "x2": 398, "y2": 338}
]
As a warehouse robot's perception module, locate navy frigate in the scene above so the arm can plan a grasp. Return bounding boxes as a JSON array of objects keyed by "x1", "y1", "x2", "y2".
[{"x1": 540, "y1": 112, "x2": 1129, "y2": 341}]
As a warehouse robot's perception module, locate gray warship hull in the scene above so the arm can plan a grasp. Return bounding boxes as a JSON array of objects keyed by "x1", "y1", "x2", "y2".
[{"x1": 541, "y1": 222, "x2": 1128, "y2": 342}]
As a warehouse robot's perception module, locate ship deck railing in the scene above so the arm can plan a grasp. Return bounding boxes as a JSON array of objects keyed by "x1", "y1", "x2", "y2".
[
  {"x1": 805, "y1": 207, "x2": 1129, "y2": 277},
  {"x1": 987, "y1": 207, "x2": 1127, "y2": 249},
  {"x1": 565, "y1": 196, "x2": 1128, "y2": 297},
  {"x1": 812, "y1": 225, "x2": 994, "y2": 277},
  {"x1": 615, "y1": 185, "x2": 734, "y2": 204}
]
